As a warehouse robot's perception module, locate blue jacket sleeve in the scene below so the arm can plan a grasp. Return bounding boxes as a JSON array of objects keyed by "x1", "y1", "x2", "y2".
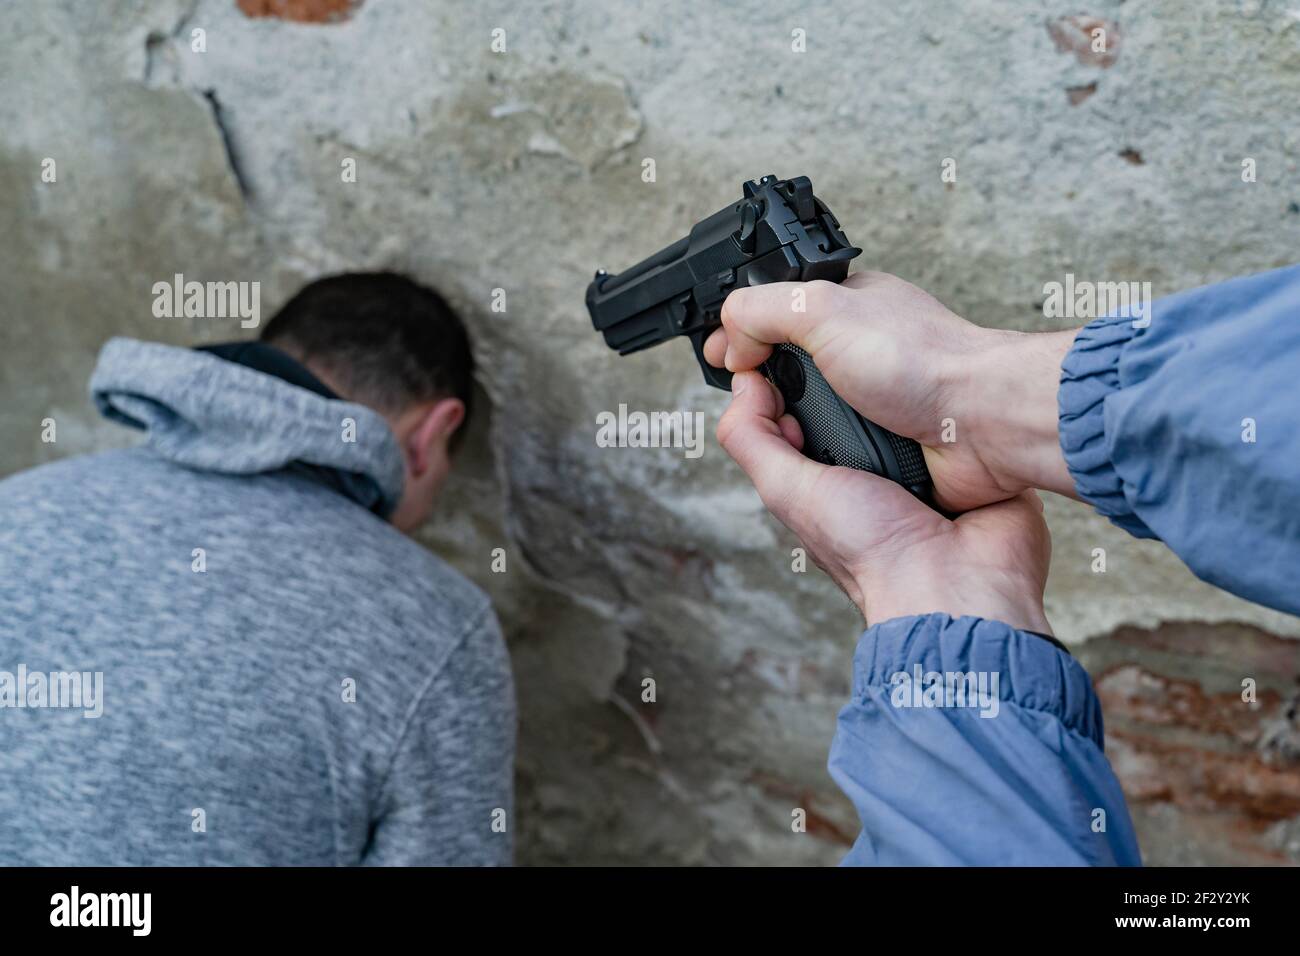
[
  {"x1": 829, "y1": 614, "x2": 1140, "y2": 866},
  {"x1": 1058, "y1": 263, "x2": 1300, "y2": 615}
]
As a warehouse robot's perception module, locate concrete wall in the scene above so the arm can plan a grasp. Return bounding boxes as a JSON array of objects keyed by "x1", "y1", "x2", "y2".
[{"x1": 3, "y1": 0, "x2": 1298, "y2": 864}]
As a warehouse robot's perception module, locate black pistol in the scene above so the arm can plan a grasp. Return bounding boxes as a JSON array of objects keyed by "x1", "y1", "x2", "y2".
[{"x1": 586, "y1": 174, "x2": 934, "y2": 504}]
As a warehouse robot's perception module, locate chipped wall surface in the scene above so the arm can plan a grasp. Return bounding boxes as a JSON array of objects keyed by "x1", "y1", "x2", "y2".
[{"x1": 2, "y1": 0, "x2": 1299, "y2": 864}]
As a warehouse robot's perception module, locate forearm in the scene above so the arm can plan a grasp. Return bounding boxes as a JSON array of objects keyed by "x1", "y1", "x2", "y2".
[
  {"x1": 830, "y1": 613, "x2": 1141, "y2": 866},
  {"x1": 962, "y1": 328, "x2": 1080, "y2": 500},
  {"x1": 1054, "y1": 264, "x2": 1300, "y2": 613}
]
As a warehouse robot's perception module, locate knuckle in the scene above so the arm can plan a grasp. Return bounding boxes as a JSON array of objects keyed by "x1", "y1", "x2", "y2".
[
  {"x1": 720, "y1": 288, "x2": 753, "y2": 329},
  {"x1": 714, "y1": 409, "x2": 740, "y2": 450}
]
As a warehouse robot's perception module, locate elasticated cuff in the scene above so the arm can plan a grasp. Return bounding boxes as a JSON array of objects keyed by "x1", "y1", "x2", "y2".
[
  {"x1": 854, "y1": 614, "x2": 1103, "y2": 746},
  {"x1": 1057, "y1": 314, "x2": 1155, "y2": 539}
]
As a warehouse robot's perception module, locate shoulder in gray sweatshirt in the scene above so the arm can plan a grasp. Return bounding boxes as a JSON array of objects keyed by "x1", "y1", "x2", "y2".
[{"x1": 0, "y1": 338, "x2": 514, "y2": 865}]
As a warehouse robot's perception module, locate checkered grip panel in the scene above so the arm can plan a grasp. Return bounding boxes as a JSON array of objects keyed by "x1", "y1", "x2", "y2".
[
  {"x1": 763, "y1": 344, "x2": 930, "y2": 488},
  {"x1": 884, "y1": 428, "x2": 930, "y2": 486},
  {"x1": 764, "y1": 344, "x2": 877, "y2": 473}
]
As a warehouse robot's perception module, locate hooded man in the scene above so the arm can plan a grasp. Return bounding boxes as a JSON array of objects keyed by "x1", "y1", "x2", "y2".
[{"x1": 0, "y1": 272, "x2": 514, "y2": 866}]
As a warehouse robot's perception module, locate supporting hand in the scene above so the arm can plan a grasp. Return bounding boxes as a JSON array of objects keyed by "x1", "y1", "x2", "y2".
[
  {"x1": 706, "y1": 271, "x2": 1079, "y2": 512},
  {"x1": 716, "y1": 369, "x2": 1054, "y2": 633}
]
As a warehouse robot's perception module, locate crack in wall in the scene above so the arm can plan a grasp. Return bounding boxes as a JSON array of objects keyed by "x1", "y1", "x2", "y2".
[
  {"x1": 142, "y1": 3, "x2": 250, "y2": 201},
  {"x1": 144, "y1": 0, "x2": 200, "y2": 85},
  {"x1": 200, "y1": 88, "x2": 252, "y2": 201}
]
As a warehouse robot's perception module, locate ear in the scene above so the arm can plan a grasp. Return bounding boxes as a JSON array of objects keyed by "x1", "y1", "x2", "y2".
[{"x1": 406, "y1": 397, "x2": 465, "y2": 477}]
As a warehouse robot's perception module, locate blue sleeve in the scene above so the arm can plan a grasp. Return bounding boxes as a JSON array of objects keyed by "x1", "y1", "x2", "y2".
[
  {"x1": 1058, "y1": 263, "x2": 1300, "y2": 615},
  {"x1": 829, "y1": 614, "x2": 1140, "y2": 866}
]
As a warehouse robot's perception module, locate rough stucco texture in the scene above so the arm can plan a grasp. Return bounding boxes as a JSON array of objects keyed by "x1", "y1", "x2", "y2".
[{"x1": 3, "y1": 0, "x2": 1299, "y2": 864}]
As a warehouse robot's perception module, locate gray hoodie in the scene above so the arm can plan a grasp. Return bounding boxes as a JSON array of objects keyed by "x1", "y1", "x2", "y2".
[{"x1": 0, "y1": 338, "x2": 514, "y2": 865}]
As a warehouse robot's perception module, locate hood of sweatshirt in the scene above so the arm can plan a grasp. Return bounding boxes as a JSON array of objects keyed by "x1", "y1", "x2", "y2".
[{"x1": 88, "y1": 337, "x2": 405, "y2": 517}]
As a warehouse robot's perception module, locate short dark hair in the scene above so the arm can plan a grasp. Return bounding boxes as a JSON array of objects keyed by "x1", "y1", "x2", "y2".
[{"x1": 261, "y1": 272, "x2": 473, "y2": 436}]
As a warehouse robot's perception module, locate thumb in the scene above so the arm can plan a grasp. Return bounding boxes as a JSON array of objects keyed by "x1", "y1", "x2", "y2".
[{"x1": 715, "y1": 371, "x2": 821, "y2": 523}]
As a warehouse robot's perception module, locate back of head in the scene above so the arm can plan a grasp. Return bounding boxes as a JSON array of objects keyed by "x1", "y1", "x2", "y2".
[{"x1": 260, "y1": 272, "x2": 473, "y2": 440}]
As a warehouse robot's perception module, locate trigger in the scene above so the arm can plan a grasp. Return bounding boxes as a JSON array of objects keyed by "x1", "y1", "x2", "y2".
[
  {"x1": 690, "y1": 330, "x2": 733, "y2": 391},
  {"x1": 764, "y1": 348, "x2": 806, "y2": 403}
]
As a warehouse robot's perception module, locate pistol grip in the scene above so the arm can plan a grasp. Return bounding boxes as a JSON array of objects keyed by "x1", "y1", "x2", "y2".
[{"x1": 760, "y1": 344, "x2": 935, "y2": 505}]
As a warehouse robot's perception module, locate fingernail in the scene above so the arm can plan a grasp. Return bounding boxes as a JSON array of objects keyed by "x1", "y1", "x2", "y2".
[
  {"x1": 724, "y1": 345, "x2": 734, "y2": 370},
  {"x1": 732, "y1": 373, "x2": 747, "y2": 395}
]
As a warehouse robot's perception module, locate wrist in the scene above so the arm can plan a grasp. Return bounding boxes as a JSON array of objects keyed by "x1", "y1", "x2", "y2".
[
  {"x1": 960, "y1": 328, "x2": 1079, "y2": 499},
  {"x1": 859, "y1": 579, "x2": 1052, "y2": 636},
  {"x1": 853, "y1": 536, "x2": 1052, "y2": 635}
]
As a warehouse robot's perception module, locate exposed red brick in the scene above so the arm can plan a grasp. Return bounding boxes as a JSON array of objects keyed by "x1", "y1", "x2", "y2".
[
  {"x1": 1066, "y1": 81, "x2": 1098, "y2": 105},
  {"x1": 748, "y1": 771, "x2": 856, "y2": 847},
  {"x1": 1047, "y1": 15, "x2": 1121, "y2": 68},
  {"x1": 1078, "y1": 621, "x2": 1300, "y2": 863},
  {"x1": 236, "y1": 0, "x2": 360, "y2": 23},
  {"x1": 1096, "y1": 664, "x2": 1280, "y2": 741},
  {"x1": 1109, "y1": 731, "x2": 1300, "y2": 824}
]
